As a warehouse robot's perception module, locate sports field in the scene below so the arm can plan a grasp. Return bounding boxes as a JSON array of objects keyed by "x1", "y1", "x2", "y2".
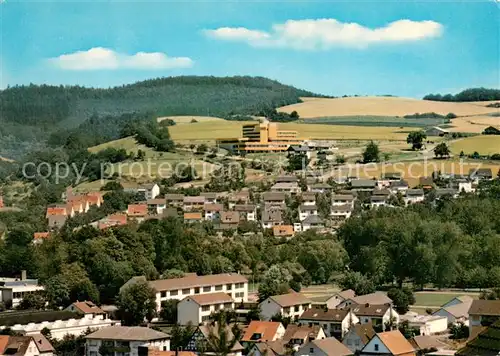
[
  {"x1": 450, "y1": 135, "x2": 500, "y2": 155},
  {"x1": 278, "y1": 96, "x2": 499, "y2": 118}
]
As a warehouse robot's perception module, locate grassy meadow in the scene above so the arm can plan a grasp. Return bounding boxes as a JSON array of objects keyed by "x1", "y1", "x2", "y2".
[{"x1": 450, "y1": 135, "x2": 500, "y2": 155}]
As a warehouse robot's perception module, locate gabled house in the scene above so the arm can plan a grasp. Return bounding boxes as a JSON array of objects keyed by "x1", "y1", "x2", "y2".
[
  {"x1": 65, "y1": 300, "x2": 106, "y2": 319},
  {"x1": 219, "y1": 211, "x2": 240, "y2": 230},
  {"x1": 370, "y1": 195, "x2": 389, "y2": 208},
  {"x1": 302, "y1": 215, "x2": 324, "y2": 231},
  {"x1": 276, "y1": 175, "x2": 299, "y2": 183},
  {"x1": 98, "y1": 213, "x2": 128, "y2": 230},
  {"x1": 177, "y1": 292, "x2": 235, "y2": 325},
  {"x1": 262, "y1": 192, "x2": 286, "y2": 207},
  {"x1": 404, "y1": 189, "x2": 425, "y2": 205},
  {"x1": 311, "y1": 289, "x2": 355, "y2": 309},
  {"x1": 165, "y1": 194, "x2": 184, "y2": 207},
  {"x1": 123, "y1": 183, "x2": 161, "y2": 200},
  {"x1": 298, "y1": 204, "x2": 318, "y2": 221},
  {"x1": 338, "y1": 292, "x2": 393, "y2": 308},
  {"x1": 234, "y1": 204, "x2": 257, "y2": 221},
  {"x1": 0, "y1": 335, "x2": 55, "y2": 356},
  {"x1": 203, "y1": 203, "x2": 223, "y2": 221},
  {"x1": 183, "y1": 212, "x2": 203, "y2": 224},
  {"x1": 271, "y1": 182, "x2": 301, "y2": 195},
  {"x1": 183, "y1": 196, "x2": 206, "y2": 211},
  {"x1": 147, "y1": 198, "x2": 167, "y2": 215},
  {"x1": 247, "y1": 341, "x2": 287, "y2": 356},
  {"x1": 185, "y1": 324, "x2": 244, "y2": 356},
  {"x1": 378, "y1": 173, "x2": 403, "y2": 188},
  {"x1": 432, "y1": 299, "x2": 472, "y2": 325},
  {"x1": 468, "y1": 300, "x2": 500, "y2": 335},
  {"x1": 469, "y1": 168, "x2": 493, "y2": 182},
  {"x1": 419, "y1": 177, "x2": 434, "y2": 190},
  {"x1": 425, "y1": 126, "x2": 449, "y2": 137},
  {"x1": 351, "y1": 179, "x2": 377, "y2": 192},
  {"x1": 282, "y1": 324, "x2": 326, "y2": 349},
  {"x1": 330, "y1": 204, "x2": 353, "y2": 221},
  {"x1": 389, "y1": 180, "x2": 409, "y2": 195},
  {"x1": 332, "y1": 194, "x2": 356, "y2": 207},
  {"x1": 33, "y1": 232, "x2": 50, "y2": 245},
  {"x1": 343, "y1": 323, "x2": 376, "y2": 353},
  {"x1": 228, "y1": 190, "x2": 250, "y2": 209},
  {"x1": 349, "y1": 304, "x2": 399, "y2": 331},
  {"x1": 442, "y1": 295, "x2": 473, "y2": 309},
  {"x1": 262, "y1": 209, "x2": 283, "y2": 229},
  {"x1": 259, "y1": 292, "x2": 312, "y2": 320},
  {"x1": 308, "y1": 183, "x2": 332, "y2": 194},
  {"x1": 296, "y1": 337, "x2": 353, "y2": 356},
  {"x1": 273, "y1": 225, "x2": 295, "y2": 239},
  {"x1": 127, "y1": 203, "x2": 148, "y2": 222},
  {"x1": 241, "y1": 321, "x2": 285, "y2": 346},
  {"x1": 301, "y1": 192, "x2": 316, "y2": 206},
  {"x1": 359, "y1": 330, "x2": 415, "y2": 356},
  {"x1": 435, "y1": 188, "x2": 459, "y2": 199},
  {"x1": 298, "y1": 307, "x2": 359, "y2": 338},
  {"x1": 200, "y1": 192, "x2": 218, "y2": 204}
]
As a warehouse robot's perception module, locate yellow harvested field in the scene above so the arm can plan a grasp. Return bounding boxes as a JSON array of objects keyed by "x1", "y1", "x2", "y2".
[
  {"x1": 450, "y1": 136, "x2": 500, "y2": 155},
  {"x1": 278, "y1": 96, "x2": 499, "y2": 118},
  {"x1": 335, "y1": 160, "x2": 500, "y2": 187},
  {"x1": 158, "y1": 116, "x2": 225, "y2": 124},
  {"x1": 169, "y1": 120, "x2": 417, "y2": 142},
  {"x1": 448, "y1": 116, "x2": 500, "y2": 133},
  {"x1": 468, "y1": 101, "x2": 500, "y2": 107}
]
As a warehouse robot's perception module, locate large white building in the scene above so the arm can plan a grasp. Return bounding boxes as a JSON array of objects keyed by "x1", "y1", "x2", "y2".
[
  {"x1": 0, "y1": 272, "x2": 44, "y2": 308},
  {"x1": 85, "y1": 326, "x2": 170, "y2": 356},
  {"x1": 177, "y1": 292, "x2": 235, "y2": 325},
  {"x1": 139, "y1": 273, "x2": 248, "y2": 312},
  {"x1": 259, "y1": 292, "x2": 312, "y2": 321}
]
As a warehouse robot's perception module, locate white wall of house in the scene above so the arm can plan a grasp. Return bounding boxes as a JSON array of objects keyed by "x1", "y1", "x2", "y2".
[
  {"x1": 300, "y1": 313, "x2": 359, "y2": 338},
  {"x1": 408, "y1": 317, "x2": 448, "y2": 335},
  {"x1": 432, "y1": 308, "x2": 460, "y2": 325},
  {"x1": 177, "y1": 299, "x2": 236, "y2": 326},
  {"x1": 302, "y1": 223, "x2": 323, "y2": 232},
  {"x1": 299, "y1": 208, "x2": 317, "y2": 221},
  {"x1": 358, "y1": 309, "x2": 399, "y2": 331},
  {"x1": 259, "y1": 299, "x2": 311, "y2": 321},
  {"x1": 295, "y1": 341, "x2": 328, "y2": 356},
  {"x1": 360, "y1": 335, "x2": 391, "y2": 355},
  {"x1": 330, "y1": 210, "x2": 352, "y2": 219},
  {"x1": 343, "y1": 329, "x2": 367, "y2": 353},
  {"x1": 458, "y1": 181, "x2": 474, "y2": 193},
  {"x1": 86, "y1": 338, "x2": 170, "y2": 356},
  {"x1": 404, "y1": 196, "x2": 424, "y2": 205},
  {"x1": 154, "y1": 282, "x2": 247, "y2": 312},
  {"x1": 0, "y1": 284, "x2": 45, "y2": 308}
]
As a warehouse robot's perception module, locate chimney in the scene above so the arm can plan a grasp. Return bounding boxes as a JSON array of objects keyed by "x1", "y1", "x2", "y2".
[{"x1": 21, "y1": 270, "x2": 27, "y2": 280}]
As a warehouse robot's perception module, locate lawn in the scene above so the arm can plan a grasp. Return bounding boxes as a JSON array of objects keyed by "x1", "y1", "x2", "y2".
[
  {"x1": 449, "y1": 135, "x2": 500, "y2": 155},
  {"x1": 414, "y1": 292, "x2": 479, "y2": 307},
  {"x1": 302, "y1": 116, "x2": 446, "y2": 128}
]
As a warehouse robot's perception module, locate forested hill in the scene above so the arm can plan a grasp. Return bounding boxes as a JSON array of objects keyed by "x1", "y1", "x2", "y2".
[
  {"x1": 423, "y1": 87, "x2": 500, "y2": 102},
  {"x1": 0, "y1": 76, "x2": 320, "y2": 126}
]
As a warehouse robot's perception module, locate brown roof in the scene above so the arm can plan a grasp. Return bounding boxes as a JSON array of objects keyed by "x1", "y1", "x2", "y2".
[
  {"x1": 184, "y1": 196, "x2": 205, "y2": 203},
  {"x1": 377, "y1": 330, "x2": 415, "y2": 355},
  {"x1": 351, "y1": 323, "x2": 376, "y2": 345},
  {"x1": 338, "y1": 289, "x2": 356, "y2": 299},
  {"x1": 147, "y1": 198, "x2": 166, "y2": 205},
  {"x1": 269, "y1": 292, "x2": 311, "y2": 307},
  {"x1": 273, "y1": 225, "x2": 294, "y2": 237},
  {"x1": 469, "y1": 300, "x2": 500, "y2": 316},
  {"x1": 241, "y1": 321, "x2": 283, "y2": 342},
  {"x1": 436, "y1": 300, "x2": 473, "y2": 318},
  {"x1": 252, "y1": 341, "x2": 286, "y2": 356},
  {"x1": 299, "y1": 307, "x2": 350, "y2": 322},
  {"x1": 234, "y1": 204, "x2": 256, "y2": 212},
  {"x1": 262, "y1": 209, "x2": 283, "y2": 223},
  {"x1": 85, "y1": 326, "x2": 170, "y2": 341},
  {"x1": 220, "y1": 211, "x2": 240, "y2": 223},
  {"x1": 183, "y1": 212, "x2": 203, "y2": 220},
  {"x1": 71, "y1": 301, "x2": 104, "y2": 314},
  {"x1": 307, "y1": 337, "x2": 353, "y2": 356},
  {"x1": 332, "y1": 194, "x2": 355, "y2": 201},
  {"x1": 351, "y1": 292, "x2": 392, "y2": 305},
  {"x1": 0, "y1": 336, "x2": 9, "y2": 354},
  {"x1": 351, "y1": 304, "x2": 391, "y2": 317},
  {"x1": 32, "y1": 333, "x2": 55, "y2": 353},
  {"x1": 200, "y1": 192, "x2": 217, "y2": 199},
  {"x1": 203, "y1": 203, "x2": 223, "y2": 212},
  {"x1": 46, "y1": 207, "x2": 67, "y2": 217},
  {"x1": 263, "y1": 192, "x2": 286, "y2": 201},
  {"x1": 149, "y1": 273, "x2": 247, "y2": 292},
  {"x1": 283, "y1": 324, "x2": 322, "y2": 343},
  {"x1": 186, "y1": 292, "x2": 233, "y2": 306},
  {"x1": 410, "y1": 335, "x2": 445, "y2": 351},
  {"x1": 127, "y1": 204, "x2": 148, "y2": 216},
  {"x1": 2, "y1": 336, "x2": 32, "y2": 355}
]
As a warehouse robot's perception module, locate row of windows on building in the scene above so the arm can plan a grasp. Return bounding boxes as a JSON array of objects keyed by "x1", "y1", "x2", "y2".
[{"x1": 159, "y1": 283, "x2": 245, "y2": 298}]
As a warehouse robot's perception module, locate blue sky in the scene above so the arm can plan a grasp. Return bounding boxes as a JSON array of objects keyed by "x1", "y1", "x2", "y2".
[{"x1": 0, "y1": 0, "x2": 498, "y2": 97}]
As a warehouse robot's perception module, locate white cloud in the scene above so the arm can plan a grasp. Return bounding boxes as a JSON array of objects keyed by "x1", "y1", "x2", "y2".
[
  {"x1": 49, "y1": 47, "x2": 194, "y2": 70},
  {"x1": 204, "y1": 18, "x2": 443, "y2": 50}
]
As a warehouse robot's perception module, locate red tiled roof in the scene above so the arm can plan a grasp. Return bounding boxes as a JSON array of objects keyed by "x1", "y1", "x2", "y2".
[
  {"x1": 273, "y1": 225, "x2": 294, "y2": 237},
  {"x1": 127, "y1": 204, "x2": 148, "y2": 216},
  {"x1": 46, "y1": 207, "x2": 67, "y2": 217},
  {"x1": 241, "y1": 321, "x2": 283, "y2": 342},
  {"x1": 33, "y1": 232, "x2": 50, "y2": 240},
  {"x1": 71, "y1": 301, "x2": 104, "y2": 314},
  {"x1": 184, "y1": 212, "x2": 203, "y2": 220},
  {"x1": 377, "y1": 330, "x2": 415, "y2": 355}
]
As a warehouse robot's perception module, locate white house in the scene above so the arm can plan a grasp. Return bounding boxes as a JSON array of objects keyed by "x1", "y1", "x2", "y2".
[
  {"x1": 404, "y1": 189, "x2": 425, "y2": 205},
  {"x1": 343, "y1": 323, "x2": 376, "y2": 353},
  {"x1": 144, "y1": 273, "x2": 248, "y2": 312},
  {"x1": 457, "y1": 179, "x2": 474, "y2": 193},
  {"x1": 259, "y1": 292, "x2": 312, "y2": 321},
  {"x1": 295, "y1": 337, "x2": 353, "y2": 356},
  {"x1": 308, "y1": 184, "x2": 332, "y2": 194},
  {"x1": 311, "y1": 289, "x2": 355, "y2": 310},
  {"x1": 0, "y1": 334, "x2": 55, "y2": 356},
  {"x1": 234, "y1": 204, "x2": 257, "y2": 221},
  {"x1": 147, "y1": 199, "x2": 167, "y2": 215},
  {"x1": 298, "y1": 205, "x2": 318, "y2": 222},
  {"x1": 432, "y1": 300, "x2": 472, "y2": 325},
  {"x1": 350, "y1": 304, "x2": 399, "y2": 331},
  {"x1": 332, "y1": 194, "x2": 356, "y2": 207},
  {"x1": 370, "y1": 196, "x2": 389, "y2": 208},
  {"x1": 262, "y1": 192, "x2": 286, "y2": 208},
  {"x1": 200, "y1": 192, "x2": 218, "y2": 204},
  {"x1": 0, "y1": 272, "x2": 44, "y2": 308},
  {"x1": 203, "y1": 203, "x2": 223, "y2": 221},
  {"x1": 271, "y1": 182, "x2": 301, "y2": 195},
  {"x1": 85, "y1": 326, "x2": 170, "y2": 356},
  {"x1": 301, "y1": 215, "x2": 324, "y2": 232},
  {"x1": 177, "y1": 292, "x2": 235, "y2": 325},
  {"x1": 261, "y1": 209, "x2": 283, "y2": 229},
  {"x1": 124, "y1": 183, "x2": 160, "y2": 200},
  {"x1": 331, "y1": 204, "x2": 353, "y2": 220},
  {"x1": 301, "y1": 192, "x2": 316, "y2": 206},
  {"x1": 299, "y1": 307, "x2": 359, "y2": 339},
  {"x1": 400, "y1": 312, "x2": 448, "y2": 335},
  {"x1": 359, "y1": 330, "x2": 415, "y2": 356}
]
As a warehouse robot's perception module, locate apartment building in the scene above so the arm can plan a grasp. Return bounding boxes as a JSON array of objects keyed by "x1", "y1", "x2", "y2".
[
  {"x1": 259, "y1": 292, "x2": 312, "y2": 321},
  {"x1": 177, "y1": 292, "x2": 235, "y2": 325},
  {"x1": 0, "y1": 271, "x2": 44, "y2": 308},
  {"x1": 146, "y1": 273, "x2": 248, "y2": 312}
]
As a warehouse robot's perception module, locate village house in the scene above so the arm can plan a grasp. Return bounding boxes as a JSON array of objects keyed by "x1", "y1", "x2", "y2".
[
  {"x1": 262, "y1": 192, "x2": 286, "y2": 208},
  {"x1": 46, "y1": 206, "x2": 69, "y2": 230},
  {"x1": 234, "y1": 204, "x2": 257, "y2": 221},
  {"x1": 468, "y1": 299, "x2": 500, "y2": 335},
  {"x1": 147, "y1": 198, "x2": 167, "y2": 215},
  {"x1": 33, "y1": 232, "x2": 50, "y2": 244},
  {"x1": 343, "y1": 323, "x2": 376, "y2": 353},
  {"x1": 140, "y1": 273, "x2": 248, "y2": 312},
  {"x1": 98, "y1": 213, "x2": 128, "y2": 230},
  {"x1": 409, "y1": 335, "x2": 448, "y2": 354},
  {"x1": 127, "y1": 203, "x2": 148, "y2": 222},
  {"x1": 240, "y1": 321, "x2": 286, "y2": 346},
  {"x1": 338, "y1": 292, "x2": 393, "y2": 309},
  {"x1": 349, "y1": 304, "x2": 399, "y2": 331},
  {"x1": 185, "y1": 324, "x2": 244, "y2": 356},
  {"x1": 419, "y1": 176, "x2": 434, "y2": 190},
  {"x1": 165, "y1": 193, "x2": 184, "y2": 207},
  {"x1": 247, "y1": 340, "x2": 287, "y2": 356},
  {"x1": 432, "y1": 298, "x2": 472, "y2": 325},
  {"x1": 183, "y1": 196, "x2": 205, "y2": 211},
  {"x1": 331, "y1": 204, "x2": 353, "y2": 221},
  {"x1": 271, "y1": 182, "x2": 301, "y2": 195},
  {"x1": 435, "y1": 188, "x2": 459, "y2": 200},
  {"x1": 0, "y1": 334, "x2": 55, "y2": 356},
  {"x1": 302, "y1": 215, "x2": 324, "y2": 232},
  {"x1": 469, "y1": 168, "x2": 493, "y2": 182},
  {"x1": 282, "y1": 324, "x2": 326, "y2": 349},
  {"x1": 400, "y1": 312, "x2": 448, "y2": 335},
  {"x1": 299, "y1": 307, "x2": 359, "y2": 339},
  {"x1": 425, "y1": 126, "x2": 449, "y2": 137},
  {"x1": 259, "y1": 292, "x2": 312, "y2": 321},
  {"x1": 332, "y1": 194, "x2": 356, "y2": 207},
  {"x1": 123, "y1": 183, "x2": 161, "y2": 200},
  {"x1": 389, "y1": 180, "x2": 409, "y2": 195},
  {"x1": 378, "y1": 173, "x2": 403, "y2": 189},
  {"x1": 219, "y1": 211, "x2": 241, "y2": 230},
  {"x1": 203, "y1": 203, "x2": 223, "y2": 221},
  {"x1": 301, "y1": 192, "x2": 316, "y2": 206},
  {"x1": 359, "y1": 330, "x2": 415, "y2": 356},
  {"x1": 177, "y1": 292, "x2": 235, "y2": 325},
  {"x1": 0, "y1": 271, "x2": 44, "y2": 308},
  {"x1": 296, "y1": 337, "x2": 353, "y2": 356},
  {"x1": 442, "y1": 295, "x2": 473, "y2": 308},
  {"x1": 298, "y1": 204, "x2": 318, "y2": 221},
  {"x1": 200, "y1": 192, "x2": 218, "y2": 204},
  {"x1": 273, "y1": 225, "x2": 295, "y2": 238},
  {"x1": 262, "y1": 209, "x2": 283, "y2": 229},
  {"x1": 311, "y1": 290, "x2": 356, "y2": 310},
  {"x1": 287, "y1": 145, "x2": 312, "y2": 159},
  {"x1": 85, "y1": 326, "x2": 170, "y2": 356},
  {"x1": 370, "y1": 195, "x2": 389, "y2": 208},
  {"x1": 351, "y1": 179, "x2": 377, "y2": 192},
  {"x1": 183, "y1": 212, "x2": 203, "y2": 224},
  {"x1": 404, "y1": 189, "x2": 425, "y2": 205},
  {"x1": 308, "y1": 183, "x2": 332, "y2": 194},
  {"x1": 276, "y1": 175, "x2": 299, "y2": 183},
  {"x1": 456, "y1": 179, "x2": 475, "y2": 193},
  {"x1": 228, "y1": 190, "x2": 250, "y2": 209}
]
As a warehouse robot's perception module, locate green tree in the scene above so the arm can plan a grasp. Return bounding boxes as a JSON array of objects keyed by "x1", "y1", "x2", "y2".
[
  {"x1": 406, "y1": 131, "x2": 427, "y2": 150},
  {"x1": 339, "y1": 271, "x2": 375, "y2": 295},
  {"x1": 258, "y1": 265, "x2": 292, "y2": 302},
  {"x1": 116, "y1": 280, "x2": 157, "y2": 326},
  {"x1": 336, "y1": 155, "x2": 346, "y2": 164},
  {"x1": 387, "y1": 287, "x2": 416, "y2": 314},
  {"x1": 17, "y1": 293, "x2": 46, "y2": 310},
  {"x1": 362, "y1": 141, "x2": 380, "y2": 163},
  {"x1": 160, "y1": 300, "x2": 179, "y2": 323},
  {"x1": 434, "y1": 143, "x2": 450, "y2": 158},
  {"x1": 287, "y1": 153, "x2": 309, "y2": 171}
]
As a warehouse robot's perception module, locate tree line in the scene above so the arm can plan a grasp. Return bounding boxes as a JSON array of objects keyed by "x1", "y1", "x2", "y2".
[{"x1": 423, "y1": 88, "x2": 500, "y2": 102}]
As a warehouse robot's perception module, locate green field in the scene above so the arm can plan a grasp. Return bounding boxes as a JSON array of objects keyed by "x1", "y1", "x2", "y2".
[
  {"x1": 450, "y1": 135, "x2": 500, "y2": 155},
  {"x1": 303, "y1": 116, "x2": 446, "y2": 128},
  {"x1": 414, "y1": 292, "x2": 479, "y2": 307}
]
